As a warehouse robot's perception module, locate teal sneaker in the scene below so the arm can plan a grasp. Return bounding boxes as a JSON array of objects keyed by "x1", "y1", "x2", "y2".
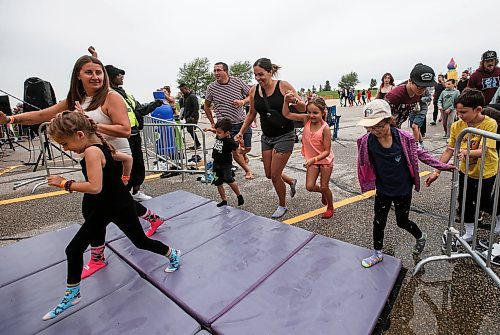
[
  {"x1": 165, "y1": 249, "x2": 181, "y2": 273},
  {"x1": 361, "y1": 251, "x2": 383, "y2": 268}
]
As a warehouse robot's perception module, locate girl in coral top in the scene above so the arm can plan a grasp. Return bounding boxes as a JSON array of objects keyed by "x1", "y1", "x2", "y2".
[{"x1": 282, "y1": 95, "x2": 335, "y2": 218}]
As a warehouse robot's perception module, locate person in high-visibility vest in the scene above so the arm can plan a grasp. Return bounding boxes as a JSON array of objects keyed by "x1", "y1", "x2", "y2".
[{"x1": 105, "y1": 65, "x2": 161, "y2": 202}]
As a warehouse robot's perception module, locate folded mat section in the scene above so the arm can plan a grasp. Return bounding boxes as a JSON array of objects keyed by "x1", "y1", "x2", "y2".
[
  {"x1": 0, "y1": 224, "x2": 81, "y2": 288},
  {"x1": 38, "y1": 277, "x2": 201, "y2": 335},
  {"x1": 0, "y1": 249, "x2": 138, "y2": 334},
  {"x1": 108, "y1": 202, "x2": 255, "y2": 276},
  {"x1": 212, "y1": 234, "x2": 402, "y2": 335},
  {"x1": 105, "y1": 190, "x2": 212, "y2": 242},
  {"x1": 145, "y1": 215, "x2": 314, "y2": 326}
]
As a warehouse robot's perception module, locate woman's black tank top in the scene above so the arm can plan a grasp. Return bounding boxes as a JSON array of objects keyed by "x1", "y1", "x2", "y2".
[
  {"x1": 253, "y1": 80, "x2": 294, "y2": 137},
  {"x1": 81, "y1": 144, "x2": 133, "y2": 213}
]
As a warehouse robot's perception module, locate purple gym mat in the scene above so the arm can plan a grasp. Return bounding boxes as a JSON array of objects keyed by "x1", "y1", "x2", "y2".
[
  {"x1": 212, "y1": 234, "x2": 402, "y2": 335},
  {"x1": 0, "y1": 249, "x2": 138, "y2": 335},
  {"x1": 196, "y1": 331, "x2": 213, "y2": 334},
  {"x1": 108, "y1": 202, "x2": 255, "y2": 276},
  {"x1": 105, "y1": 190, "x2": 212, "y2": 242},
  {"x1": 0, "y1": 224, "x2": 81, "y2": 288},
  {"x1": 38, "y1": 278, "x2": 201, "y2": 335},
  {"x1": 146, "y1": 216, "x2": 314, "y2": 326}
]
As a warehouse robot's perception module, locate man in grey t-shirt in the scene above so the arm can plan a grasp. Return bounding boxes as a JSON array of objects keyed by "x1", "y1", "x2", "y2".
[{"x1": 204, "y1": 62, "x2": 254, "y2": 179}]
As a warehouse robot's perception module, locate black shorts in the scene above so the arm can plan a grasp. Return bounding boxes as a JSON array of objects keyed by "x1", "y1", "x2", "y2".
[{"x1": 212, "y1": 166, "x2": 235, "y2": 186}]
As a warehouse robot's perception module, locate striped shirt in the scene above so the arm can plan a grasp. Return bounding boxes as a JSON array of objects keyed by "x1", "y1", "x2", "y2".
[{"x1": 205, "y1": 77, "x2": 250, "y2": 124}]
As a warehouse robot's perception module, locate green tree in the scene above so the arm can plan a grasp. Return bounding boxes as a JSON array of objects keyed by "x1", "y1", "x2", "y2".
[
  {"x1": 230, "y1": 60, "x2": 253, "y2": 84},
  {"x1": 319, "y1": 84, "x2": 323, "y2": 92},
  {"x1": 338, "y1": 72, "x2": 360, "y2": 89},
  {"x1": 177, "y1": 57, "x2": 212, "y2": 95},
  {"x1": 312, "y1": 85, "x2": 316, "y2": 93},
  {"x1": 370, "y1": 78, "x2": 377, "y2": 89},
  {"x1": 324, "y1": 80, "x2": 332, "y2": 91}
]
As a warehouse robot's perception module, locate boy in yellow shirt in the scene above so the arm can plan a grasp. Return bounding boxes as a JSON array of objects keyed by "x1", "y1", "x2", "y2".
[{"x1": 426, "y1": 88, "x2": 500, "y2": 243}]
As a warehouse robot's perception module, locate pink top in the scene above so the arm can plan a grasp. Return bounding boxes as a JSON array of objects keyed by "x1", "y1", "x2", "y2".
[{"x1": 301, "y1": 119, "x2": 334, "y2": 165}]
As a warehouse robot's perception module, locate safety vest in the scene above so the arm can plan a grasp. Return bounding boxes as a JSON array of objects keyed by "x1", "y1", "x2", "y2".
[{"x1": 123, "y1": 93, "x2": 139, "y2": 128}]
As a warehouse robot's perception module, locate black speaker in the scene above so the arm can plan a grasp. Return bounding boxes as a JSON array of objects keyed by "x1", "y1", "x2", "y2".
[
  {"x1": 22, "y1": 77, "x2": 57, "y2": 136},
  {"x1": 0, "y1": 95, "x2": 12, "y2": 116},
  {"x1": 23, "y1": 77, "x2": 57, "y2": 112}
]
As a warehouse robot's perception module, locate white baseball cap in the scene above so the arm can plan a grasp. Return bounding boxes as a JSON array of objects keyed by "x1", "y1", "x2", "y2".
[{"x1": 357, "y1": 99, "x2": 392, "y2": 127}]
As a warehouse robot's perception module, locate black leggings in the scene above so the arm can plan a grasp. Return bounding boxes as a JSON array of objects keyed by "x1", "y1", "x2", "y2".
[
  {"x1": 127, "y1": 134, "x2": 145, "y2": 189},
  {"x1": 89, "y1": 200, "x2": 147, "y2": 247},
  {"x1": 66, "y1": 205, "x2": 169, "y2": 284},
  {"x1": 372, "y1": 192, "x2": 422, "y2": 250}
]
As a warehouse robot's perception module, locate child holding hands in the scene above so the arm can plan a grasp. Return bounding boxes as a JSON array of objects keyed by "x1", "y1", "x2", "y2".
[
  {"x1": 204, "y1": 117, "x2": 244, "y2": 207},
  {"x1": 357, "y1": 100, "x2": 454, "y2": 268},
  {"x1": 282, "y1": 95, "x2": 335, "y2": 218}
]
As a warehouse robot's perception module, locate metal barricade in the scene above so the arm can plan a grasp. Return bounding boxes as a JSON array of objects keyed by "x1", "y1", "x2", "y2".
[
  {"x1": 16, "y1": 122, "x2": 81, "y2": 193},
  {"x1": 414, "y1": 127, "x2": 500, "y2": 288},
  {"x1": 141, "y1": 115, "x2": 208, "y2": 182},
  {"x1": 17, "y1": 117, "x2": 210, "y2": 193}
]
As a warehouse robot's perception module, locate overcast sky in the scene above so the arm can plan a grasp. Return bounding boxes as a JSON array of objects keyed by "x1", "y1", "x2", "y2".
[{"x1": 1, "y1": 0, "x2": 499, "y2": 106}]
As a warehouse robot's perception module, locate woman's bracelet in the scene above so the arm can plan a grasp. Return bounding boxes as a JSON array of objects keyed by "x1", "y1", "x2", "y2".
[
  {"x1": 314, "y1": 157, "x2": 318, "y2": 163},
  {"x1": 65, "y1": 180, "x2": 75, "y2": 192},
  {"x1": 121, "y1": 175, "x2": 130, "y2": 181},
  {"x1": 59, "y1": 179, "x2": 67, "y2": 189},
  {"x1": 6, "y1": 115, "x2": 15, "y2": 124}
]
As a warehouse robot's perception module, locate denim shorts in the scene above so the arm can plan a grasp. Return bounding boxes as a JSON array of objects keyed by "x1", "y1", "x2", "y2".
[
  {"x1": 231, "y1": 122, "x2": 252, "y2": 148},
  {"x1": 261, "y1": 130, "x2": 295, "y2": 153},
  {"x1": 409, "y1": 112, "x2": 426, "y2": 128}
]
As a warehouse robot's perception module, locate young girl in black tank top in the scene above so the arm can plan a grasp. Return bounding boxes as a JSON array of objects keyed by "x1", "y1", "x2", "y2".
[{"x1": 42, "y1": 111, "x2": 181, "y2": 321}]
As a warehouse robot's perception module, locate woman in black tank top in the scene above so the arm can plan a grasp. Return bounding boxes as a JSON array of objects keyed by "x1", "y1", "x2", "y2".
[{"x1": 236, "y1": 58, "x2": 307, "y2": 219}]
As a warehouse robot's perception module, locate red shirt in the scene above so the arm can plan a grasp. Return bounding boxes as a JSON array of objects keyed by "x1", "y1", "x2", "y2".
[
  {"x1": 384, "y1": 84, "x2": 421, "y2": 128},
  {"x1": 468, "y1": 67, "x2": 500, "y2": 103}
]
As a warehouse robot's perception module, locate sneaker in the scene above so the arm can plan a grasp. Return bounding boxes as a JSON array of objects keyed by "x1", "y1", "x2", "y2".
[
  {"x1": 144, "y1": 215, "x2": 166, "y2": 237},
  {"x1": 289, "y1": 179, "x2": 297, "y2": 198},
  {"x1": 430, "y1": 121, "x2": 436, "y2": 125},
  {"x1": 441, "y1": 231, "x2": 458, "y2": 254},
  {"x1": 132, "y1": 191, "x2": 152, "y2": 202},
  {"x1": 413, "y1": 233, "x2": 427, "y2": 255},
  {"x1": 271, "y1": 206, "x2": 288, "y2": 219},
  {"x1": 42, "y1": 285, "x2": 81, "y2": 320},
  {"x1": 322, "y1": 208, "x2": 334, "y2": 219},
  {"x1": 81, "y1": 258, "x2": 107, "y2": 279},
  {"x1": 187, "y1": 145, "x2": 201, "y2": 150},
  {"x1": 165, "y1": 249, "x2": 181, "y2": 273},
  {"x1": 361, "y1": 252, "x2": 383, "y2": 268}
]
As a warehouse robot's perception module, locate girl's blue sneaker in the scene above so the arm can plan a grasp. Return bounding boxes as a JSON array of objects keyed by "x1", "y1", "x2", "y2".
[{"x1": 361, "y1": 251, "x2": 383, "y2": 268}]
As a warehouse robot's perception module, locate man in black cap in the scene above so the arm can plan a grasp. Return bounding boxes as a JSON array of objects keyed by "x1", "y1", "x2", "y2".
[
  {"x1": 385, "y1": 63, "x2": 437, "y2": 128},
  {"x1": 468, "y1": 50, "x2": 500, "y2": 104}
]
